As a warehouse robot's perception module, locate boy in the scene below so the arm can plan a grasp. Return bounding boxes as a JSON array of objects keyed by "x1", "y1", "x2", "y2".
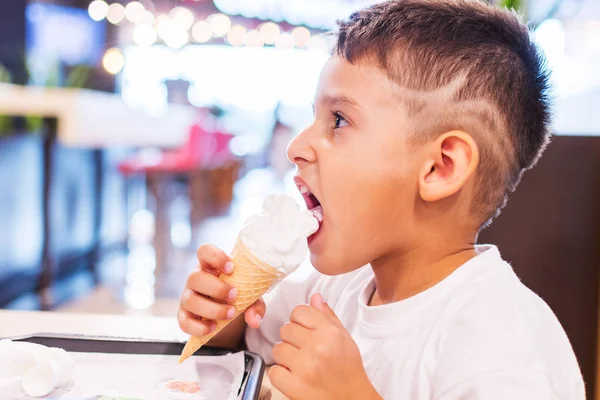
[{"x1": 178, "y1": 0, "x2": 585, "y2": 398}]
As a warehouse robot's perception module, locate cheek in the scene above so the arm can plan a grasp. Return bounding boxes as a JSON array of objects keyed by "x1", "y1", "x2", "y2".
[
  {"x1": 337, "y1": 149, "x2": 414, "y2": 235},
  {"x1": 313, "y1": 134, "x2": 415, "y2": 271},
  {"x1": 334, "y1": 156, "x2": 407, "y2": 226},
  {"x1": 317, "y1": 164, "x2": 406, "y2": 270},
  {"x1": 351, "y1": 175, "x2": 403, "y2": 243}
]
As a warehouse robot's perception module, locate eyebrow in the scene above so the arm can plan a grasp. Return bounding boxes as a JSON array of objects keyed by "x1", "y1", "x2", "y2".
[{"x1": 313, "y1": 93, "x2": 362, "y2": 114}]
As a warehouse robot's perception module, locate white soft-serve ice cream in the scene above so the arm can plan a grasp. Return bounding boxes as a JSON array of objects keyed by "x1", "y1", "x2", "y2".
[
  {"x1": 239, "y1": 194, "x2": 319, "y2": 273},
  {"x1": 0, "y1": 339, "x2": 74, "y2": 397}
]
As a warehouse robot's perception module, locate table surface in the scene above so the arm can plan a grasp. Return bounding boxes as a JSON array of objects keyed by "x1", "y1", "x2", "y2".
[
  {"x1": 0, "y1": 83, "x2": 194, "y2": 148},
  {"x1": 0, "y1": 310, "x2": 188, "y2": 342},
  {"x1": 0, "y1": 310, "x2": 283, "y2": 399}
]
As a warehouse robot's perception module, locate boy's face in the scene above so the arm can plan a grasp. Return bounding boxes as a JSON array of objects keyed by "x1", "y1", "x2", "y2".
[{"x1": 288, "y1": 56, "x2": 424, "y2": 275}]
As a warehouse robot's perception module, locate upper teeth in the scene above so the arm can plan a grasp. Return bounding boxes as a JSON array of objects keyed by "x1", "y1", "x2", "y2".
[{"x1": 300, "y1": 185, "x2": 309, "y2": 194}]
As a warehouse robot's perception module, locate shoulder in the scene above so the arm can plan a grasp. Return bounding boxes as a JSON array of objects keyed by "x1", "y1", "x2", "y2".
[
  {"x1": 437, "y1": 246, "x2": 572, "y2": 341},
  {"x1": 432, "y1": 246, "x2": 584, "y2": 398}
]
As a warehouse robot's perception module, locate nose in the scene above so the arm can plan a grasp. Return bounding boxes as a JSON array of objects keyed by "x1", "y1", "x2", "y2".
[{"x1": 287, "y1": 124, "x2": 317, "y2": 167}]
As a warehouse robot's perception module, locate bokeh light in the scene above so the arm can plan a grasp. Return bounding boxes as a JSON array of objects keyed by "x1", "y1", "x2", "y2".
[
  {"x1": 292, "y1": 26, "x2": 311, "y2": 48},
  {"x1": 169, "y1": 7, "x2": 195, "y2": 30},
  {"x1": 156, "y1": 18, "x2": 173, "y2": 40},
  {"x1": 162, "y1": 24, "x2": 189, "y2": 49},
  {"x1": 306, "y1": 35, "x2": 329, "y2": 52},
  {"x1": 208, "y1": 13, "x2": 232, "y2": 37},
  {"x1": 227, "y1": 25, "x2": 247, "y2": 47},
  {"x1": 88, "y1": 0, "x2": 109, "y2": 22},
  {"x1": 155, "y1": 13, "x2": 169, "y2": 25},
  {"x1": 106, "y1": 3, "x2": 126, "y2": 25},
  {"x1": 192, "y1": 20, "x2": 212, "y2": 43},
  {"x1": 134, "y1": 10, "x2": 155, "y2": 26},
  {"x1": 246, "y1": 29, "x2": 264, "y2": 47},
  {"x1": 125, "y1": 1, "x2": 145, "y2": 23},
  {"x1": 275, "y1": 32, "x2": 294, "y2": 50},
  {"x1": 259, "y1": 22, "x2": 280, "y2": 45},
  {"x1": 102, "y1": 47, "x2": 125, "y2": 75},
  {"x1": 133, "y1": 24, "x2": 157, "y2": 47}
]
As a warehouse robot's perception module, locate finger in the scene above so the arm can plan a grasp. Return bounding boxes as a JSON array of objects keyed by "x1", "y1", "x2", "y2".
[
  {"x1": 279, "y1": 322, "x2": 310, "y2": 349},
  {"x1": 289, "y1": 304, "x2": 328, "y2": 330},
  {"x1": 244, "y1": 298, "x2": 266, "y2": 329},
  {"x1": 272, "y1": 342, "x2": 300, "y2": 371},
  {"x1": 196, "y1": 244, "x2": 234, "y2": 276},
  {"x1": 186, "y1": 269, "x2": 237, "y2": 302},
  {"x1": 268, "y1": 365, "x2": 302, "y2": 400},
  {"x1": 309, "y1": 292, "x2": 327, "y2": 312},
  {"x1": 180, "y1": 289, "x2": 236, "y2": 321},
  {"x1": 309, "y1": 292, "x2": 343, "y2": 327},
  {"x1": 177, "y1": 309, "x2": 216, "y2": 337}
]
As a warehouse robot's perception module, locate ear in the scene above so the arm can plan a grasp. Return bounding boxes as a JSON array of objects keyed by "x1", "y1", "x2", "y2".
[{"x1": 418, "y1": 131, "x2": 479, "y2": 202}]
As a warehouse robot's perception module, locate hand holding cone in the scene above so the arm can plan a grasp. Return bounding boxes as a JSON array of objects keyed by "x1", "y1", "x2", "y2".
[
  {"x1": 179, "y1": 194, "x2": 319, "y2": 363},
  {"x1": 179, "y1": 239, "x2": 284, "y2": 363}
]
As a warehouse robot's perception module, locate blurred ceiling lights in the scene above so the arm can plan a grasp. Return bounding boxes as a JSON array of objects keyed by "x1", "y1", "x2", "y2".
[
  {"x1": 227, "y1": 24, "x2": 248, "y2": 47},
  {"x1": 88, "y1": 0, "x2": 329, "y2": 52},
  {"x1": 106, "y1": 3, "x2": 125, "y2": 24},
  {"x1": 125, "y1": 1, "x2": 144, "y2": 22},
  {"x1": 135, "y1": 9, "x2": 155, "y2": 25},
  {"x1": 246, "y1": 29, "x2": 264, "y2": 47},
  {"x1": 88, "y1": 0, "x2": 108, "y2": 21},
  {"x1": 170, "y1": 6, "x2": 195, "y2": 30},
  {"x1": 275, "y1": 32, "x2": 294, "y2": 50},
  {"x1": 291, "y1": 27, "x2": 311, "y2": 48},
  {"x1": 133, "y1": 23, "x2": 158, "y2": 47},
  {"x1": 259, "y1": 21, "x2": 280, "y2": 45},
  {"x1": 191, "y1": 20, "x2": 212, "y2": 43},
  {"x1": 102, "y1": 47, "x2": 125, "y2": 74},
  {"x1": 213, "y1": 0, "x2": 379, "y2": 29},
  {"x1": 208, "y1": 13, "x2": 232, "y2": 37}
]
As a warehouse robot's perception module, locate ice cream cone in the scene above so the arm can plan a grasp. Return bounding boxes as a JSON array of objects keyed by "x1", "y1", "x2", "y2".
[{"x1": 179, "y1": 238, "x2": 285, "y2": 363}]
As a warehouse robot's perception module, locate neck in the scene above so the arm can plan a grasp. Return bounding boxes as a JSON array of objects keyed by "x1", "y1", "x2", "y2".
[{"x1": 369, "y1": 236, "x2": 477, "y2": 306}]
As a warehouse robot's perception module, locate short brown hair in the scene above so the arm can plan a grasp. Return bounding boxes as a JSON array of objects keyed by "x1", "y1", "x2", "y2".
[{"x1": 335, "y1": 0, "x2": 552, "y2": 228}]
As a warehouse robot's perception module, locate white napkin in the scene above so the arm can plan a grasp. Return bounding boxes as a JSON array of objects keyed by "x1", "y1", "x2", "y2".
[{"x1": 0, "y1": 339, "x2": 74, "y2": 397}]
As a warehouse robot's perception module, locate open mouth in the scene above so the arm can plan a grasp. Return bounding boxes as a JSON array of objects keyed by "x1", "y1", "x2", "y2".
[
  {"x1": 294, "y1": 177, "x2": 323, "y2": 227},
  {"x1": 300, "y1": 185, "x2": 323, "y2": 223}
]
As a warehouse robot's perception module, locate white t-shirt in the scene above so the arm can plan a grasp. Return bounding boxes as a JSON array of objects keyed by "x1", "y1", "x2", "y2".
[{"x1": 245, "y1": 246, "x2": 585, "y2": 399}]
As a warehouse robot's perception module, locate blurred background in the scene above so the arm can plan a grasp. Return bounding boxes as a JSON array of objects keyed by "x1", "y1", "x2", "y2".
[{"x1": 0, "y1": 0, "x2": 598, "y2": 397}]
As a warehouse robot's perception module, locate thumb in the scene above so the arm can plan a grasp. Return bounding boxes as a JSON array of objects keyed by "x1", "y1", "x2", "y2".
[{"x1": 309, "y1": 292, "x2": 340, "y2": 323}]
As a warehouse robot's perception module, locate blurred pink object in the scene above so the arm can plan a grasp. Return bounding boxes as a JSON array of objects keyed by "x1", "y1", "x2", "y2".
[{"x1": 118, "y1": 124, "x2": 234, "y2": 175}]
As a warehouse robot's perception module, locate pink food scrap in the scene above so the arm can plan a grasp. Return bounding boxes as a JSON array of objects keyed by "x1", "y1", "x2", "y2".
[{"x1": 166, "y1": 380, "x2": 201, "y2": 393}]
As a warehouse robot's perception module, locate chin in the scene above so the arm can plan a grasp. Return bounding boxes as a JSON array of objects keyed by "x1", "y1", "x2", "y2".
[{"x1": 309, "y1": 252, "x2": 360, "y2": 276}]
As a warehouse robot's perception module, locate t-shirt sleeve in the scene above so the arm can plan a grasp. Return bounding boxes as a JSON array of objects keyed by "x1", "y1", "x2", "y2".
[
  {"x1": 244, "y1": 268, "x2": 321, "y2": 364},
  {"x1": 430, "y1": 287, "x2": 586, "y2": 400}
]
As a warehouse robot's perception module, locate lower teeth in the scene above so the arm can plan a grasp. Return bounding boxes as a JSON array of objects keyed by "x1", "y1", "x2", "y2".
[{"x1": 311, "y1": 206, "x2": 323, "y2": 223}]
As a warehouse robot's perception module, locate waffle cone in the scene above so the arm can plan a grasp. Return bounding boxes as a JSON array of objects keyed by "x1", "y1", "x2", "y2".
[{"x1": 179, "y1": 239, "x2": 284, "y2": 363}]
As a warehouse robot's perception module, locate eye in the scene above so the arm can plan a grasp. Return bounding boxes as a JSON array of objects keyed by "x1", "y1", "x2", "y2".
[{"x1": 333, "y1": 112, "x2": 349, "y2": 129}]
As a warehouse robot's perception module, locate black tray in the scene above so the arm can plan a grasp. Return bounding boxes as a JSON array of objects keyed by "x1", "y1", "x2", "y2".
[{"x1": 11, "y1": 334, "x2": 265, "y2": 400}]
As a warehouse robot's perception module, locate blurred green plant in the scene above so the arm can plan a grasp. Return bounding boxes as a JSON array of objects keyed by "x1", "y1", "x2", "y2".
[
  {"x1": 22, "y1": 58, "x2": 61, "y2": 133},
  {"x1": 0, "y1": 56, "x2": 92, "y2": 136},
  {"x1": 497, "y1": 0, "x2": 525, "y2": 13},
  {"x1": 0, "y1": 64, "x2": 13, "y2": 136},
  {"x1": 65, "y1": 65, "x2": 92, "y2": 89},
  {"x1": 499, "y1": 0, "x2": 522, "y2": 8}
]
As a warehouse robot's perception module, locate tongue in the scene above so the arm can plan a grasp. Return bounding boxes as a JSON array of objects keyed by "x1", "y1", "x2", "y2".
[{"x1": 311, "y1": 206, "x2": 323, "y2": 224}]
